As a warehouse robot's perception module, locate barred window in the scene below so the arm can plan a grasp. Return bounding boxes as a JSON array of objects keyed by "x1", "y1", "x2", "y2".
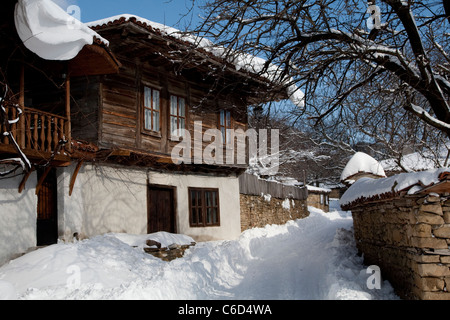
[{"x1": 189, "y1": 188, "x2": 220, "y2": 227}]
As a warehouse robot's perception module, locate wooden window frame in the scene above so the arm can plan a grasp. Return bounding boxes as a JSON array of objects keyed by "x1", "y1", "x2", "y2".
[
  {"x1": 219, "y1": 109, "x2": 233, "y2": 145},
  {"x1": 169, "y1": 94, "x2": 187, "y2": 139},
  {"x1": 188, "y1": 187, "x2": 220, "y2": 227},
  {"x1": 142, "y1": 86, "x2": 161, "y2": 136}
]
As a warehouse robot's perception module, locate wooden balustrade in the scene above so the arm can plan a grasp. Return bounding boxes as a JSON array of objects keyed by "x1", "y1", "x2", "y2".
[{"x1": 0, "y1": 105, "x2": 68, "y2": 154}]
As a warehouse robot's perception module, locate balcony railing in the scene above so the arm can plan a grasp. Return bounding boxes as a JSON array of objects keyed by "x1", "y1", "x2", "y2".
[{"x1": 1, "y1": 105, "x2": 69, "y2": 155}]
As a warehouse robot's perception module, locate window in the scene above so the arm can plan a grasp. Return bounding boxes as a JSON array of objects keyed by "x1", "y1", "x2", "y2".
[
  {"x1": 219, "y1": 110, "x2": 232, "y2": 144},
  {"x1": 189, "y1": 188, "x2": 220, "y2": 227},
  {"x1": 143, "y1": 86, "x2": 160, "y2": 133},
  {"x1": 170, "y1": 95, "x2": 186, "y2": 137}
]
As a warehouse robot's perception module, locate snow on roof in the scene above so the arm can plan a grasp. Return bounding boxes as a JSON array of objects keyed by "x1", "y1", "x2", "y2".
[
  {"x1": 380, "y1": 151, "x2": 444, "y2": 173},
  {"x1": 14, "y1": 0, "x2": 109, "y2": 61},
  {"x1": 307, "y1": 185, "x2": 332, "y2": 193},
  {"x1": 340, "y1": 152, "x2": 386, "y2": 182},
  {"x1": 340, "y1": 168, "x2": 450, "y2": 208},
  {"x1": 87, "y1": 14, "x2": 305, "y2": 108}
]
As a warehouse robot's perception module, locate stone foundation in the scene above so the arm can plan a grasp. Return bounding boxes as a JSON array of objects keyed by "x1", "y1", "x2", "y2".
[
  {"x1": 348, "y1": 194, "x2": 450, "y2": 300},
  {"x1": 240, "y1": 194, "x2": 309, "y2": 232}
]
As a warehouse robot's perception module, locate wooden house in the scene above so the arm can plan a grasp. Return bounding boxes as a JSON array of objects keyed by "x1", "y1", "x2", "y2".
[{"x1": 0, "y1": 3, "x2": 291, "y2": 265}]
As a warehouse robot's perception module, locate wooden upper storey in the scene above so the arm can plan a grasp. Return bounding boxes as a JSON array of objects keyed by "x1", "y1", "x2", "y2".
[{"x1": 71, "y1": 17, "x2": 286, "y2": 173}]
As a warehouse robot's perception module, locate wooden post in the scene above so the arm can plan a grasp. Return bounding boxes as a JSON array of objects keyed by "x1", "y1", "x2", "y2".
[
  {"x1": 19, "y1": 64, "x2": 25, "y2": 149},
  {"x1": 65, "y1": 73, "x2": 72, "y2": 152}
]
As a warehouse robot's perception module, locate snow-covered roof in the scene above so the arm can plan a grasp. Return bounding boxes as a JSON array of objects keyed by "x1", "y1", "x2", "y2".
[
  {"x1": 380, "y1": 151, "x2": 445, "y2": 173},
  {"x1": 307, "y1": 185, "x2": 332, "y2": 193},
  {"x1": 340, "y1": 168, "x2": 450, "y2": 208},
  {"x1": 87, "y1": 14, "x2": 305, "y2": 108},
  {"x1": 14, "y1": 0, "x2": 109, "y2": 61},
  {"x1": 340, "y1": 152, "x2": 386, "y2": 183}
]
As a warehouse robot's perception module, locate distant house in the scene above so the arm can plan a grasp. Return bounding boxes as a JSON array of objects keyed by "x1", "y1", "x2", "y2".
[
  {"x1": 0, "y1": 1, "x2": 295, "y2": 265},
  {"x1": 340, "y1": 152, "x2": 386, "y2": 186},
  {"x1": 306, "y1": 185, "x2": 331, "y2": 211}
]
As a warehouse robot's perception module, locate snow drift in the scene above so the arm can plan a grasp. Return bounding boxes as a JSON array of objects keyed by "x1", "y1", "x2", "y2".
[{"x1": 0, "y1": 204, "x2": 398, "y2": 300}]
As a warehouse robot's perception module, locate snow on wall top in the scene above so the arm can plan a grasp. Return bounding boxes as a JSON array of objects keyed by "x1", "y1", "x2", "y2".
[
  {"x1": 340, "y1": 152, "x2": 386, "y2": 182},
  {"x1": 87, "y1": 14, "x2": 305, "y2": 108},
  {"x1": 340, "y1": 168, "x2": 450, "y2": 208},
  {"x1": 14, "y1": 0, "x2": 108, "y2": 61}
]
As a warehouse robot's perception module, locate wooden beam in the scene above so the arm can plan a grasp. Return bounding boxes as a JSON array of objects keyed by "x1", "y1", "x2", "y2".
[
  {"x1": 35, "y1": 165, "x2": 52, "y2": 195},
  {"x1": 18, "y1": 169, "x2": 33, "y2": 194},
  {"x1": 69, "y1": 160, "x2": 84, "y2": 196},
  {"x1": 65, "y1": 73, "x2": 72, "y2": 153},
  {"x1": 19, "y1": 64, "x2": 25, "y2": 149}
]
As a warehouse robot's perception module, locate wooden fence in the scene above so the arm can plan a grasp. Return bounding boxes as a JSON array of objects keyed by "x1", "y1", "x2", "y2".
[{"x1": 239, "y1": 173, "x2": 307, "y2": 200}]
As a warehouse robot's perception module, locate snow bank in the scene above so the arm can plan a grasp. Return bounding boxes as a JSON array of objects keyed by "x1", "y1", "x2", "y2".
[
  {"x1": 0, "y1": 205, "x2": 398, "y2": 300},
  {"x1": 14, "y1": 0, "x2": 107, "y2": 60},
  {"x1": 340, "y1": 152, "x2": 386, "y2": 182},
  {"x1": 340, "y1": 168, "x2": 450, "y2": 207}
]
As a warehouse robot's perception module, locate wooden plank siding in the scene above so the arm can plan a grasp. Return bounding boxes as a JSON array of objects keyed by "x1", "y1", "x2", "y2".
[{"x1": 70, "y1": 54, "x2": 250, "y2": 167}]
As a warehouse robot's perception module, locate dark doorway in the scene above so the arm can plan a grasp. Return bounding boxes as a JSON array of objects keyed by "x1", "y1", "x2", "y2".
[
  {"x1": 36, "y1": 168, "x2": 58, "y2": 246},
  {"x1": 147, "y1": 185, "x2": 176, "y2": 234}
]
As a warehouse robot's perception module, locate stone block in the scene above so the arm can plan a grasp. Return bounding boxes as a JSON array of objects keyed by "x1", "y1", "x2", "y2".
[
  {"x1": 444, "y1": 212, "x2": 450, "y2": 224},
  {"x1": 420, "y1": 203, "x2": 443, "y2": 215},
  {"x1": 416, "y1": 263, "x2": 450, "y2": 277},
  {"x1": 410, "y1": 237, "x2": 448, "y2": 250},
  {"x1": 412, "y1": 224, "x2": 432, "y2": 238},
  {"x1": 415, "y1": 277, "x2": 445, "y2": 292},
  {"x1": 433, "y1": 226, "x2": 450, "y2": 239},
  {"x1": 418, "y1": 291, "x2": 450, "y2": 300},
  {"x1": 416, "y1": 212, "x2": 445, "y2": 225}
]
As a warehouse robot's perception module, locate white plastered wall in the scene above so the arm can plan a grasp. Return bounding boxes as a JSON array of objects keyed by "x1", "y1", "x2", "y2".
[
  {"x1": 58, "y1": 163, "x2": 241, "y2": 242},
  {"x1": 0, "y1": 169, "x2": 37, "y2": 266}
]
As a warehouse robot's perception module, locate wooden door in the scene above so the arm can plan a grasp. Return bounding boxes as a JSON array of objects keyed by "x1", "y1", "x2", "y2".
[
  {"x1": 147, "y1": 185, "x2": 176, "y2": 234},
  {"x1": 36, "y1": 168, "x2": 58, "y2": 245}
]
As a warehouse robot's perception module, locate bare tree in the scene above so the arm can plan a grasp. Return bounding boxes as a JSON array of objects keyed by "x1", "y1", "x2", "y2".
[{"x1": 193, "y1": 0, "x2": 450, "y2": 163}]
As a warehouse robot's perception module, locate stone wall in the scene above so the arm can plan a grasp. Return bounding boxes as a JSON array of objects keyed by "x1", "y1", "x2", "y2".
[
  {"x1": 240, "y1": 194, "x2": 309, "y2": 232},
  {"x1": 307, "y1": 193, "x2": 329, "y2": 212},
  {"x1": 349, "y1": 193, "x2": 450, "y2": 300}
]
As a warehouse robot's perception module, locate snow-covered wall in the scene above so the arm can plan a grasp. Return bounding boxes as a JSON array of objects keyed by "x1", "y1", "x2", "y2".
[
  {"x1": 58, "y1": 163, "x2": 241, "y2": 242},
  {"x1": 0, "y1": 169, "x2": 37, "y2": 266}
]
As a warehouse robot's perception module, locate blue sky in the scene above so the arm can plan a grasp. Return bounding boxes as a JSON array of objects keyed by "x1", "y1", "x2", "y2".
[{"x1": 53, "y1": 0, "x2": 202, "y2": 28}]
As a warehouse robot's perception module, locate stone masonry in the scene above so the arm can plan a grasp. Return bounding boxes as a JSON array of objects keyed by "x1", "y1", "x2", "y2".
[
  {"x1": 348, "y1": 193, "x2": 450, "y2": 300},
  {"x1": 240, "y1": 194, "x2": 309, "y2": 232}
]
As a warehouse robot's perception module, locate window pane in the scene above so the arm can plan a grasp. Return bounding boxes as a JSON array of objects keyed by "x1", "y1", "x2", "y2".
[
  {"x1": 171, "y1": 116, "x2": 178, "y2": 136},
  {"x1": 220, "y1": 110, "x2": 225, "y2": 126},
  {"x1": 179, "y1": 118, "x2": 185, "y2": 136},
  {"x1": 153, "y1": 89, "x2": 160, "y2": 111},
  {"x1": 144, "y1": 87, "x2": 152, "y2": 107},
  {"x1": 212, "y1": 208, "x2": 218, "y2": 224},
  {"x1": 153, "y1": 111, "x2": 160, "y2": 132},
  {"x1": 198, "y1": 206, "x2": 203, "y2": 224},
  {"x1": 206, "y1": 208, "x2": 212, "y2": 224},
  {"x1": 212, "y1": 191, "x2": 217, "y2": 207},
  {"x1": 191, "y1": 190, "x2": 196, "y2": 207},
  {"x1": 179, "y1": 98, "x2": 185, "y2": 117},
  {"x1": 171, "y1": 96, "x2": 178, "y2": 116},
  {"x1": 191, "y1": 208, "x2": 197, "y2": 225},
  {"x1": 144, "y1": 109, "x2": 152, "y2": 130},
  {"x1": 204, "y1": 191, "x2": 209, "y2": 207},
  {"x1": 197, "y1": 191, "x2": 202, "y2": 207},
  {"x1": 226, "y1": 111, "x2": 231, "y2": 127}
]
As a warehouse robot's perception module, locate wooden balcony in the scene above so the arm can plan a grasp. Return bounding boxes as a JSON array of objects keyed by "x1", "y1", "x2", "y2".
[{"x1": 0, "y1": 105, "x2": 71, "y2": 164}]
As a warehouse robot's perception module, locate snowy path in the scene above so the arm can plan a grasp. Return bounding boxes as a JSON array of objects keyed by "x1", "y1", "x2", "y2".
[{"x1": 0, "y1": 204, "x2": 399, "y2": 300}]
